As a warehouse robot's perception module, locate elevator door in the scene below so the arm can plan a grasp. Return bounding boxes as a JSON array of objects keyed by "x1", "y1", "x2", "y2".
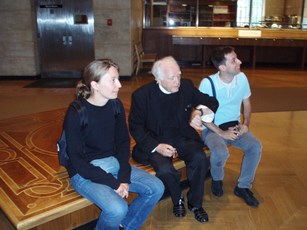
[{"x1": 36, "y1": 0, "x2": 94, "y2": 78}]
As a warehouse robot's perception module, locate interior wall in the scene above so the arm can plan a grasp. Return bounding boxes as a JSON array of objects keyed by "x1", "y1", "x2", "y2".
[
  {"x1": 131, "y1": 0, "x2": 143, "y2": 74},
  {"x1": 89, "y1": 0, "x2": 142, "y2": 76},
  {"x1": 285, "y1": 0, "x2": 303, "y2": 15},
  {"x1": 0, "y1": 0, "x2": 39, "y2": 76},
  {"x1": 265, "y1": 0, "x2": 285, "y2": 17},
  {"x1": 93, "y1": 0, "x2": 132, "y2": 76},
  {"x1": 265, "y1": 0, "x2": 303, "y2": 17},
  {"x1": 0, "y1": 0, "x2": 140, "y2": 77}
]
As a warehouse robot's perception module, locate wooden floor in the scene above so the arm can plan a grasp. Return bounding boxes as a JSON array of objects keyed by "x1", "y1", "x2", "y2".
[{"x1": 0, "y1": 67, "x2": 307, "y2": 229}]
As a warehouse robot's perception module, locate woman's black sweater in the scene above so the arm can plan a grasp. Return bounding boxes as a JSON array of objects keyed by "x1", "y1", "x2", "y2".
[{"x1": 64, "y1": 98, "x2": 131, "y2": 190}]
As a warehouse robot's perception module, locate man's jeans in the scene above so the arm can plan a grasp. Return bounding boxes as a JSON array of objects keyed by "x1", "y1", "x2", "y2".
[
  {"x1": 203, "y1": 130, "x2": 262, "y2": 188},
  {"x1": 70, "y1": 156, "x2": 164, "y2": 230}
]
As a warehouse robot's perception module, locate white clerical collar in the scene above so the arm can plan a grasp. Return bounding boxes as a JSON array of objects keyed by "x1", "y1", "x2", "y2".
[{"x1": 158, "y1": 84, "x2": 172, "y2": 94}]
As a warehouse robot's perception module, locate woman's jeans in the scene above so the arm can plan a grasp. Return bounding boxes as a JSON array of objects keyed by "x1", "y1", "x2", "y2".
[
  {"x1": 70, "y1": 156, "x2": 164, "y2": 230},
  {"x1": 203, "y1": 130, "x2": 262, "y2": 188}
]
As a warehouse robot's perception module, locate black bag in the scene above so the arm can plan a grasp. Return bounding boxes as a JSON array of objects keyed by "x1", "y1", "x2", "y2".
[
  {"x1": 57, "y1": 99, "x2": 87, "y2": 167},
  {"x1": 219, "y1": 120, "x2": 239, "y2": 131},
  {"x1": 57, "y1": 99, "x2": 120, "y2": 167}
]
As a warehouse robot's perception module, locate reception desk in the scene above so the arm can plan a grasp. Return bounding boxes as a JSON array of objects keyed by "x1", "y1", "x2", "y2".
[
  {"x1": 143, "y1": 28, "x2": 307, "y2": 69},
  {"x1": 172, "y1": 35, "x2": 307, "y2": 69}
]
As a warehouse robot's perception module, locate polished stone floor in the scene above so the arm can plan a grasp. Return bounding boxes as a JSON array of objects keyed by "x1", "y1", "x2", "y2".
[{"x1": 0, "y1": 67, "x2": 307, "y2": 229}]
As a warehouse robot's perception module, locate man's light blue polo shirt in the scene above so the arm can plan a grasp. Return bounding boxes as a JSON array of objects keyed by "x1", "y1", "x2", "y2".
[{"x1": 199, "y1": 72, "x2": 251, "y2": 126}]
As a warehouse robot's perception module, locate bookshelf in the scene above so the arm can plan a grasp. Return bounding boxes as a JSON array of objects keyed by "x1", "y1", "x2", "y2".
[{"x1": 199, "y1": 0, "x2": 237, "y2": 27}]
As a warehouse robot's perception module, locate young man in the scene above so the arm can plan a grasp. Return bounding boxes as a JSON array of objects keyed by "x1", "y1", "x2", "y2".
[
  {"x1": 128, "y1": 56, "x2": 218, "y2": 223},
  {"x1": 199, "y1": 46, "x2": 262, "y2": 207}
]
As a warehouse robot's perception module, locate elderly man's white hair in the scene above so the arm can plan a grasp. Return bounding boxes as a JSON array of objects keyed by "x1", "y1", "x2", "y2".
[{"x1": 151, "y1": 56, "x2": 178, "y2": 81}]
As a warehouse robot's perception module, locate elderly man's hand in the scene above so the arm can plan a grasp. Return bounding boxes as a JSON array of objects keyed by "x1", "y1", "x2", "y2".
[
  {"x1": 156, "y1": 144, "x2": 177, "y2": 158},
  {"x1": 190, "y1": 109, "x2": 204, "y2": 131}
]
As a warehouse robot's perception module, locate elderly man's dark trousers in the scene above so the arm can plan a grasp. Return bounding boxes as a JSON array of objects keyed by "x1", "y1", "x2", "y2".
[{"x1": 149, "y1": 139, "x2": 209, "y2": 208}]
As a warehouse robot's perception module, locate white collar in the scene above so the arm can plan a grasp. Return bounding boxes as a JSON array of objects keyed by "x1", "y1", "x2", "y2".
[
  {"x1": 216, "y1": 72, "x2": 239, "y2": 97},
  {"x1": 216, "y1": 72, "x2": 238, "y2": 90},
  {"x1": 158, "y1": 84, "x2": 172, "y2": 94}
]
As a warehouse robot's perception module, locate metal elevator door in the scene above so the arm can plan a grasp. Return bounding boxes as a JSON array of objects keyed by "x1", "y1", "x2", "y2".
[{"x1": 36, "y1": 0, "x2": 94, "y2": 78}]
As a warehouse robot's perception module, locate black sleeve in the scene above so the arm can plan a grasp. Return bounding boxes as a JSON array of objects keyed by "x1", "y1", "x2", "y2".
[
  {"x1": 128, "y1": 87, "x2": 160, "y2": 156},
  {"x1": 185, "y1": 79, "x2": 219, "y2": 112},
  {"x1": 114, "y1": 101, "x2": 132, "y2": 184}
]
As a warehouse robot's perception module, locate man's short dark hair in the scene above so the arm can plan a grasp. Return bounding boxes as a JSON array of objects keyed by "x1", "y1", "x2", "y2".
[{"x1": 211, "y1": 46, "x2": 235, "y2": 69}]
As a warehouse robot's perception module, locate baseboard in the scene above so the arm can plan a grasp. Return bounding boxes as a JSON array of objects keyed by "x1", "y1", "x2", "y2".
[{"x1": 0, "y1": 75, "x2": 40, "y2": 80}]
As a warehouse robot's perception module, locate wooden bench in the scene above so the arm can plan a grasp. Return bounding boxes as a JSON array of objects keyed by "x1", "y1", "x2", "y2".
[
  {"x1": 4, "y1": 158, "x2": 187, "y2": 230},
  {"x1": 43, "y1": 154, "x2": 207, "y2": 230},
  {"x1": 0, "y1": 107, "x2": 210, "y2": 230}
]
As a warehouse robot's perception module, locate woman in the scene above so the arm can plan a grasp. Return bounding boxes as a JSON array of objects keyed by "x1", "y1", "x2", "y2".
[{"x1": 64, "y1": 59, "x2": 164, "y2": 230}]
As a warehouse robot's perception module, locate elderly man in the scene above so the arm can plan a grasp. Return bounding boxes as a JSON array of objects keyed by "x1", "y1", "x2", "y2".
[{"x1": 128, "y1": 56, "x2": 218, "y2": 223}]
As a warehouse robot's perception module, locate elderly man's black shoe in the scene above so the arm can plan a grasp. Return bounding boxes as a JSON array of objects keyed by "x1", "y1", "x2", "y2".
[
  {"x1": 188, "y1": 203, "x2": 209, "y2": 223},
  {"x1": 234, "y1": 186, "x2": 259, "y2": 207},
  {"x1": 173, "y1": 198, "x2": 186, "y2": 217}
]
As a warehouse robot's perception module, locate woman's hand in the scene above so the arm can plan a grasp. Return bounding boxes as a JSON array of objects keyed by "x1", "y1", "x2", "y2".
[{"x1": 115, "y1": 183, "x2": 129, "y2": 198}]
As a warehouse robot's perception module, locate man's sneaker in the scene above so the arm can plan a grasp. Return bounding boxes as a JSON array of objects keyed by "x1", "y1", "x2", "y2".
[
  {"x1": 234, "y1": 186, "x2": 259, "y2": 207},
  {"x1": 211, "y1": 180, "x2": 223, "y2": 197}
]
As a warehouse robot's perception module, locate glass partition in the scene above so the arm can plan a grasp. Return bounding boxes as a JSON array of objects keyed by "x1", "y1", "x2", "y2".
[
  {"x1": 145, "y1": 0, "x2": 197, "y2": 27},
  {"x1": 304, "y1": 0, "x2": 307, "y2": 29},
  {"x1": 144, "y1": 0, "x2": 307, "y2": 29}
]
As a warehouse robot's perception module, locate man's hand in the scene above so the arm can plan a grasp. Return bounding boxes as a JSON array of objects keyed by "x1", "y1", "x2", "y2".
[
  {"x1": 219, "y1": 125, "x2": 244, "y2": 141},
  {"x1": 238, "y1": 124, "x2": 248, "y2": 135}
]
